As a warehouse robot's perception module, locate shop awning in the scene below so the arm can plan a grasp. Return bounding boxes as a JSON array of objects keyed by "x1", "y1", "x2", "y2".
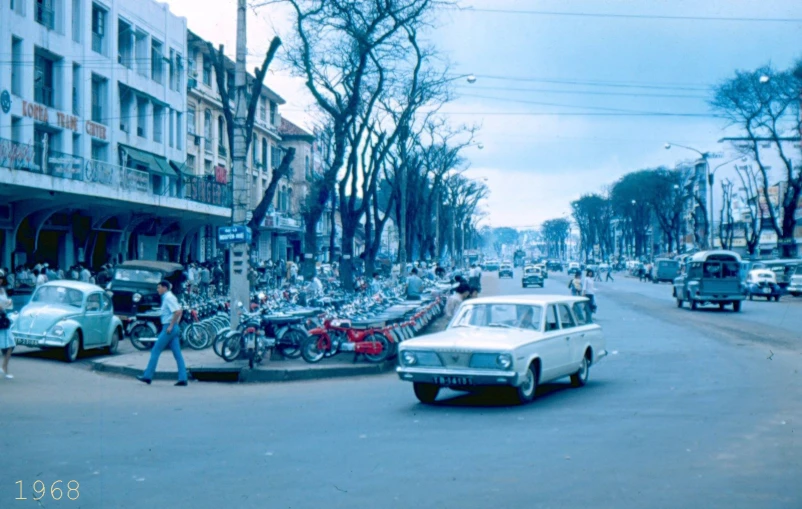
[{"x1": 119, "y1": 145, "x2": 175, "y2": 177}]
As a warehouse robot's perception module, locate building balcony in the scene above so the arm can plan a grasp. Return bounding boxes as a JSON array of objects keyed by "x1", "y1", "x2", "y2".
[{"x1": 0, "y1": 137, "x2": 231, "y2": 216}]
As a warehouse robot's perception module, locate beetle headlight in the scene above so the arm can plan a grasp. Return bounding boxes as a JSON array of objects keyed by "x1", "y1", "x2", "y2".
[
  {"x1": 497, "y1": 354, "x2": 513, "y2": 369},
  {"x1": 51, "y1": 324, "x2": 65, "y2": 337},
  {"x1": 401, "y1": 351, "x2": 418, "y2": 366},
  {"x1": 132, "y1": 293, "x2": 142, "y2": 303}
]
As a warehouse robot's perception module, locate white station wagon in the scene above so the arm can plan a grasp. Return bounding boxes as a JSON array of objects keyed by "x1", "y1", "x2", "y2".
[{"x1": 397, "y1": 295, "x2": 607, "y2": 404}]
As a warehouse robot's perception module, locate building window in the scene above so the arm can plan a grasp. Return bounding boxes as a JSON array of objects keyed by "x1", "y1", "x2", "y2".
[
  {"x1": 204, "y1": 110, "x2": 212, "y2": 153},
  {"x1": 137, "y1": 98, "x2": 148, "y2": 138},
  {"x1": 71, "y1": 0, "x2": 80, "y2": 42},
  {"x1": 72, "y1": 63, "x2": 81, "y2": 115},
  {"x1": 151, "y1": 39, "x2": 164, "y2": 84},
  {"x1": 91, "y1": 140, "x2": 107, "y2": 162},
  {"x1": 261, "y1": 138, "x2": 268, "y2": 169},
  {"x1": 202, "y1": 55, "x2": 211, "y2": 86},
  {"x1": 11, "y1": 0, "x2": 26, "y2": 16},
  {"x1": 217, "y1": 116, "x2": 226, "y2": 155},
  {"x1": 169, "y1": 109, "x2": 175, "y2": 148},
  {"x1": 153, "y1": 105, "x2": 164, "y2": 143},
  {"x1": 72, "y1": 133, "x2": 81, "y2": 159},
  {"x1": 187, "y1": 107, "x2": 196, "y2": 135},
  {"x1": 34, "y1": 49, "x2": 56, "y2": 107},
  {"x1": 119, "y1": 87, "x2": 134, "y2": 132},
  {"x1": 271, "y1": 144, "x2": 281, "y2": 169},
  {"x1": 168, "y1": 49, "x2": 177, "y2": 91},
  {"x1": 305, "y1": 155, "x2": 310, "y2": 178},
  {"x1": 270, "y1": 101, "x2": 278, "y2": 126},
  {"x1": 11, "y1": 37, "x2": 22, "y2": 96},
  {"x1": 176, "y1": 112, "x2": 183, "y2": 150},
  {"x1": 252, "y1": 138, "x2": 258, "y2": 167},
  {"x1": 204, "y1": 159, "x2": 212, "y2": 175},
  {"x1": 91, "y1": 3, "x2": 106, "y2": 55},
  {"x1": 135, "y1": 31, "x2": 148, "y2": 77},
  {"x1": 259, "y1": 97, "x2": 266, "y2": 122},
  {"x1": 118, "y1": 19, "x2": 133, "y2": 68},
  {"x1": 91, "y1": 74, "x2": 107, "y2": 124},
  {"x1": 186, "y1": 154, "x2": 196, "y2": 173},
  {"x1": 35, "y1": 0, "x2": 55, "y2": 30},
  {"x1": 11, "y1": 117, "x2": 23, "y2": 143}
]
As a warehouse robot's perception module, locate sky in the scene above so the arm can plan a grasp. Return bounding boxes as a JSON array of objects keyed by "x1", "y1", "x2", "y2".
[{"x1": 166, "y1": 0, "x2": 802, "y2": 228}]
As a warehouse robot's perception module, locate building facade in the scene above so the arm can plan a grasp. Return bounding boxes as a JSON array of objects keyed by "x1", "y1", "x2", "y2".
[{"x1": 0, "y1": 0, "x2": 230, "y2": 270}]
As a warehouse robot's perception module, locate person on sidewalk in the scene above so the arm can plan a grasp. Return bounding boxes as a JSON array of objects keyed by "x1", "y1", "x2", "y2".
[
  {"x1": 0, "y1": 271, "x2": 15, "y2": 379},
  {"x1": 582, "y1": 269, "x2": 597, "y2": 320},
  {"x1": 568, "y1": 272, "x2": 582, "y2": 296},
  {"x1": 605, "y1": 266, "x2": 615, "y2": 282},
  {"x1": 445, "y1": 284, "x2": 471, "y2": 318},
  {"x1": 137, "y1": 280, "x2": 188, "y2": 386}
]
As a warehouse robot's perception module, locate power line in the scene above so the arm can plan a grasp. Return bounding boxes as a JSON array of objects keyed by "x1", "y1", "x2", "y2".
[
  {"x1": 459, "y1": 6, "x2": 802, "y2": 24},
  {"x1": 474, "y1": 74, "x2": 711, "y2": 91},
  {"x1": 437, "y1": 110, "x2": 722, "y2": 118},
  {"x1": 458, "y1": 92, "x2": 710, "y2": 115},
  {"x1": 455, "y1": 85, "x2": 709, "y2": 100}
]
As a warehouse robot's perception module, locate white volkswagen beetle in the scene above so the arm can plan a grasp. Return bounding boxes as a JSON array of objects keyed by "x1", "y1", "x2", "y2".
[{"x1": 397, "y1": 295, "x2": 607, "y2": 404}]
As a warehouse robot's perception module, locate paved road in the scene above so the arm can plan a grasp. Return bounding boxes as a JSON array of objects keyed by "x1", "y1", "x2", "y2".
[{"x1": 2, "y1": 270, "x2": 801, "y2": 509}]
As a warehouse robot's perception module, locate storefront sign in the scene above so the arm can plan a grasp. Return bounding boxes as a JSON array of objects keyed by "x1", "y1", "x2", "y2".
[
  {"x1": 759, "y1": 231, "x2": 778, "y2": 244},
  {"x1": 122, "y1": 167, "x2": 150, "y2": 193},
  {"x1": 84, "y1": 160, "x2": 116, "y2": 186},
  {"x1": 0, "y1": 138, "x2": 37, "y2": 171},
  {"x1": 218, "y1": 225, "x2": 252, "y2": 245},
  {"x1": 185, "y1": 177, "x2": 228, "y2": 207},
  {"x1": 48, "y1": 154, "x2": 83, "y2": 180},
  {"x1": 85, "y1": 120, "x2": 107, "y2": 140},
  {"x1": 214, "y1": 165, "x2": 227, "y2": 184},
  {"x1": 55, "y1": 112, "x2": 78, "y2": 131},
  {"x1": 22, "y1": 100, "x2": 50, "y2": 123}
]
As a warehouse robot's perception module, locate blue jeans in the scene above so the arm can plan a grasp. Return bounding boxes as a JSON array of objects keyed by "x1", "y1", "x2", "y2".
[{"x1": 143, "y1": 326, "x2": 187, "y2": 382}]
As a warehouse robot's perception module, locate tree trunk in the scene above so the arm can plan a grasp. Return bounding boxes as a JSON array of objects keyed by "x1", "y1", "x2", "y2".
[
  {"x1": 340, "y1": 225, "x2": 356, "y2": 291},
  {"x1": 328, "y1": 191, "x2": 337, "y2": 262}
]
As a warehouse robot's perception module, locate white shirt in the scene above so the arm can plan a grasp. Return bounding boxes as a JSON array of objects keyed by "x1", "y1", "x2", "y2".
[
  {"x1": 36, "y1": 274, "x2": 48, "y2": 286},
  {"x1": 159, "y1": 291, "x2": 181, "y2": 325},
  {"x1": 445, "y1": 293, "x2": 464, "y2": 318},
  {"x1": 80, "y1": 269, "x2": 91, "y2": 282},
  {"x1": 581, "y1": 277, "x2": 596, "y2": 295}
]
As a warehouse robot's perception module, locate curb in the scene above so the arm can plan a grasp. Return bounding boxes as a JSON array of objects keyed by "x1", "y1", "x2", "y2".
[{"x1": 88, "y1": 357, "x2": 397, "y2": 384}]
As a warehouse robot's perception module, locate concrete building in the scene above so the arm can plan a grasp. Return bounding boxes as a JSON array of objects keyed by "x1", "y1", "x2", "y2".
[{"x1": 0, "y1": 0, "x2": 229, "y2": 270}]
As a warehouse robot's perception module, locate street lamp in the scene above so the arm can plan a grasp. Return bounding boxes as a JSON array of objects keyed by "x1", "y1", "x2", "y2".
[
  {"x1": 466, "y1": 74, "x2": 477, "y2": 84},
  {"x1": 759, "y1": 75, "x2": 770, "y2": 84}
]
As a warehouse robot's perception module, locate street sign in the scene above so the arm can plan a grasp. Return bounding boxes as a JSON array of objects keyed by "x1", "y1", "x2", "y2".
[{"x1": 218, "y1": 225, "x2": 252, "y2": 245}]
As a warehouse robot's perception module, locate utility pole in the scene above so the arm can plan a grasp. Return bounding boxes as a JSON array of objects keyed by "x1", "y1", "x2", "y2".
[{"x1": 228, "y1": 0, "x2": 250, "y2": 327}]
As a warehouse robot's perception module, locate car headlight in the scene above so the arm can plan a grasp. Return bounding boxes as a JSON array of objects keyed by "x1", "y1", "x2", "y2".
[
  {"x1": 51, "y1": 324, "x2": 65, "y2": 337},
  {"x1": 401, "y1": 351, "x2": 418, "y2": 366},
  {"x1": 132, "y1": 293, "x2": 142, "y2": 303},
  {"x1": 497, "y1": 354, "x2": 513, "y2": 369}
]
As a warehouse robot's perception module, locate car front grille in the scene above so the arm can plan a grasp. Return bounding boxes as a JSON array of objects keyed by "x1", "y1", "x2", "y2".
[{"x1": 437, "y1": 351, "x2": 473, "y2": 368}]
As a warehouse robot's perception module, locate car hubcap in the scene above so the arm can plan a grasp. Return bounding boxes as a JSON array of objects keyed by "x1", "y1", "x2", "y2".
[
  {"x1": 69, "y1": 340, "x2": 78, "y2": 358},
  {"x1": 522, "y1": 370, "x2": 534, "y2": 395},
  {"x1": 580, "y1": 358, "x2": 588, "y2": 380}
]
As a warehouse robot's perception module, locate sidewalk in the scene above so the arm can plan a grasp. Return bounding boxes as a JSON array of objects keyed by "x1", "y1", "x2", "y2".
[{"x1": 87, "y1": 342, "x2": 397, "y2": 383}]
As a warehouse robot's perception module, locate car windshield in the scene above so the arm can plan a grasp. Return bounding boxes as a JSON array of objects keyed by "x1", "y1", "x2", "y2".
[
  {"x1": 452, "y1": 303, "x2": 543, "y2": 331},
  {"x1": 113, "y1": 268, "x2": 163, "y2": 284},
  {"x1": 31, "y1": 286, "x2": 84, "y2": 308}
]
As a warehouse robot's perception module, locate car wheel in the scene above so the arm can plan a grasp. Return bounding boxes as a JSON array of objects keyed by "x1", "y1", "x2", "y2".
[
  {"x1": 63, "y1": 332, "x2": 80, "y2": 363},
  {"x1": 733, "y1": 300, "x2": 742, "y2": 312},
  {"x1": 570, "y1": 353, "x2": 590, "y2": 388},
  {"x1": 719, "y1": 302, "x2": 726, "y2": 310},
  {"x1": 514, "y1": 362, "x2": 538, "y2": 404},
  {"x1": 676, "y1": 298, "x2": 683, "y2": 308},
  {"x1": 413, "y1": 383, "x2": 440, "y2": 404},
  {"x1": 106, "y1": 329, "x2": 121, "y2": 355},
  {"x1": 775, "y1": 295, "x2": 781, "y2": 302},
  {"x1": 690, "y1": 300, "x2": 697, "y2": 310}
]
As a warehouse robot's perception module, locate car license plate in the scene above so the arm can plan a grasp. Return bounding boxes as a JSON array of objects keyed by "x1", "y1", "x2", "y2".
[
  {"x1": 18, "y1": 338, "x2": 38, "y2": 347},
  {"x1": 434, "y1": 376, "x2": 471, "y2": 386}
]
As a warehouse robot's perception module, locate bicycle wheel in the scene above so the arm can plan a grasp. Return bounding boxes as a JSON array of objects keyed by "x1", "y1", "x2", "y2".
[
  {"x1": 221, "y1": 333, "x2": 243, "y2": 362},
  {"x1": 185, "y1": 323, "x2": 208, "y2": 350},
  {"x1": 213, "y1": 328, "x2": 230, "y2": 358},
  {"x1": 129, "y1": 323, "x2": 156, "y2": 351}
]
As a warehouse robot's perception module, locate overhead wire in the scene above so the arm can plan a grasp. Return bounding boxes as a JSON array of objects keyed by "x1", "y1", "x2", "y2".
[{"x1": 454, "y1": 85, "x2": 710, "y2": 100}]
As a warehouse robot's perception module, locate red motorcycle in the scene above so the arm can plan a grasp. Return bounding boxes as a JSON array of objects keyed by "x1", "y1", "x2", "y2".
[{"x1": 301, "y1": 318, "x2": 395, "y2": 364}]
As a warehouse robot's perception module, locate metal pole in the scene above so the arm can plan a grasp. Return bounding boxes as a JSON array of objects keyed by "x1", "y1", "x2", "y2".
[
  {"x1": 228, "y1": 0, "x2": 250, "y2": 328},
  {"x1": 707, "y1": 160, "x2": 713, "y2": 249}
]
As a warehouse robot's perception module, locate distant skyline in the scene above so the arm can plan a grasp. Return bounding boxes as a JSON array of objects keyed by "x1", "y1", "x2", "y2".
[{"x1": 169, "y1": 0, "x2": 802, "y2": 228}]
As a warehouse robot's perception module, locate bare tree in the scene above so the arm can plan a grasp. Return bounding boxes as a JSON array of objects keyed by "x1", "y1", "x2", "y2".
[
  {"x1": 281, "y1": 0, "x2": 439, "y2": 278},
  {"x1": 711, "y1": 63, "x2": 802, "y2": 257},
  {"x1": 206, "y1": 40, "x2": 296, "y2": 246},
  {"x1": 733, "y1": 163, "x2": 762, "y2": 256}
]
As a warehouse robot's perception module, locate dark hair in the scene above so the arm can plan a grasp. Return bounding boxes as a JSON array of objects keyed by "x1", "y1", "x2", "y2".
[
  {"x1": 455, "y1": 284, "x2": 471, "y2": 294},
  {"x1": 411, "y1": 268, "x2": 418, "y2": 275},
  {"x1": 158, "y1": 280, "x2": 172, "y2": 291},
  {"x1": 373, "y1": 272, "x2": 380, "y2": 278}
]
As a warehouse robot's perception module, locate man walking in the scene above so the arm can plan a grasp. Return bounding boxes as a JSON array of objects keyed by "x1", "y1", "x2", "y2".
[
  {"x1": 137, "y1": 280, "x2": 188, "y2": 386},
  {"x1": 405, "y1": 268, "x2": 424, "y2": 301},
  {"x1": 605, "y1": 265, "x2": 615, "y2": 282}
]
